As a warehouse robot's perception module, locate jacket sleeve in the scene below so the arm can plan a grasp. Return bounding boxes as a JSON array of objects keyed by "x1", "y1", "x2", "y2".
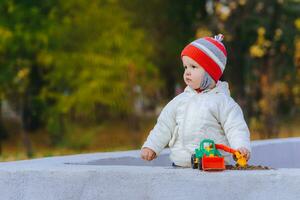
[
  {"x1": 217, "y1": 96, "x2": 251, "y2": 152},
  {"x1": 141, "y1": 99, "x2": 177, "y2": 155}
]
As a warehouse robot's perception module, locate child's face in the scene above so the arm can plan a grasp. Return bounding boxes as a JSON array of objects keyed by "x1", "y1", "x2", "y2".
[{"x1": 182, "y1": 56, "x2": 205, "y2": 89}]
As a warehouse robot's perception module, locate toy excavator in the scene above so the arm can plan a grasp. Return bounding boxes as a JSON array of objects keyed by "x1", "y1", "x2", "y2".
[{"x1": 191, "y1": 139, "x2": 247, "y2": 171}]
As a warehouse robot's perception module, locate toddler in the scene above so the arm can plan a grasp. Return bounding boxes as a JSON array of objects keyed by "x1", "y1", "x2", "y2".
[{"x1": 141, "y1": 34, "x2": 251, "y2": 167}]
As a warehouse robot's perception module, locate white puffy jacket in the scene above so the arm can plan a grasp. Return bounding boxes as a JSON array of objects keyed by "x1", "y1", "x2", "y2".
[{"x1": 142, "y1": 81, "x2": 251, "y2": 167}]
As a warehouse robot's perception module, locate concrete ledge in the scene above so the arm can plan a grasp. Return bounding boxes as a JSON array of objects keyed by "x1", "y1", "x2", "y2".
[{"x1": 0, "y1": 138, "x2": 300, "y2": 200}]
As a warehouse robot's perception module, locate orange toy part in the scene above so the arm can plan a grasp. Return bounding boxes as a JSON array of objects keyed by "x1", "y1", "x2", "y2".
[
  {"x1": 215, "y1": 143, "x2": 248, "y2": 167},
  {"x1": 202, "y1": 155, "x2": 225, "y2": 171},
  {"x1": 215, "y1": 144, "x2": 236, "y2": 154}
]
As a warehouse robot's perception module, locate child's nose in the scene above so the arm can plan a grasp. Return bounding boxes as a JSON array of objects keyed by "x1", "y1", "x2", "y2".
[{"x1": 185, "y1": 69, "x2": 191, "y2": 75}]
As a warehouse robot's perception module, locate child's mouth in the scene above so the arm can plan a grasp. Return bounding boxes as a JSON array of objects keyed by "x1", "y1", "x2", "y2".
[{"x1": 186, "y1": 78, "x2": 192, "y2": 82}]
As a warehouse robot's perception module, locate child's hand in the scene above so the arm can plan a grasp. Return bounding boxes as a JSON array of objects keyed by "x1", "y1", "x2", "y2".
[
  {"x1": 141, "y1": 147, "x2": 156, "y2": 161},
  {"x1": 237, "y1": 147, "x2": 250, "y2": 161}
]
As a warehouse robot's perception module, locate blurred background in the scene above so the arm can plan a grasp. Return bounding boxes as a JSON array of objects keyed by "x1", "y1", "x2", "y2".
[{"x1": 0, "y1": 0, "x2": 299, "y2": 161}]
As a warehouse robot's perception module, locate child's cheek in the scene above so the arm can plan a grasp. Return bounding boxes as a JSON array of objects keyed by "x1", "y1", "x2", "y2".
[{"x1": 194, "y1": 73, "x2": 203, "y2": 88}]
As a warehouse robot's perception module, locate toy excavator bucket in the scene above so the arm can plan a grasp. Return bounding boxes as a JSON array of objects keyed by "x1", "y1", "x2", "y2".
[{"x1": 202, "y1": 155, "x2": 225, "y2": 171}]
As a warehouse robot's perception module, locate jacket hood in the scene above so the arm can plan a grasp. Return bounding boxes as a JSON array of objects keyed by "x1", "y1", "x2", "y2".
[
  {"x1": 184, "y1": 81, "x2": 230, "y2": 96},
  {"x1": 209, "y1": 81, "x2": 230, "y2": 96}
]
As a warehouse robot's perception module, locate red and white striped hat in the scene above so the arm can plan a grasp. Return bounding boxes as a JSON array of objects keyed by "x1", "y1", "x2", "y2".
[{"x1": 181, "y1": 34, "x2": 227, "y2": 82}]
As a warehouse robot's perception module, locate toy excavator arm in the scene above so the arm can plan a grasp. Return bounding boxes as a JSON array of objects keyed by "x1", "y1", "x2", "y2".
[
  {"x1": 215, "y1": 144, "x2": 236, "y2": 154},
  {"x1": 215, "y1": 144, "x2": 248, "y2": 167}
]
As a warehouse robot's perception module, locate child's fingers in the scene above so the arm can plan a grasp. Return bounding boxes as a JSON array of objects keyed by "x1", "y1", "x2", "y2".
[
  {"x1": 144, "y1": 151, "x2": 150, "y2": 160},
  {"x1": 246, "y1": 152, "x2": 250, "y2": 161},
  {"x1": 239, "y1": 149, "x2": 246, "y2": 155},
  {"x1": 145, "y1": 154, "x2": 151, "y2": 161},
  {"x1": 238, "y1": 148, "x2": 250, "y2": 160},
  {"x1": 141, "y1": 149, "x2": 156, "y2": 161},
  {"x1": 146, "y1": 151, "x2": 154, "y2": 161},
  {"x1": 147, "y1": 153, "x2": 153, "y2": 161},
  {"x1": 141, "y1": 150, "x2": 149, "y2": 160},
  {"x1": 242, "y1": 151, "x2": 249, "y2": 160},
  {"x1": 150, "y1": 151, "x2": 156, "y2": 160}
]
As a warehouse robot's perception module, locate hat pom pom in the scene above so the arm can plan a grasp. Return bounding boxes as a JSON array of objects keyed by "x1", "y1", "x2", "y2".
[{"x1": 214, "y1": 34, "x2": 224, "y2": 42}]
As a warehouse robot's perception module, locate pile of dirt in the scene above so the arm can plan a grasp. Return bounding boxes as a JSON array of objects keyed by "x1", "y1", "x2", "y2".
[{"x1": 226, "y1": 164, "x2": 273, "y2": 170}]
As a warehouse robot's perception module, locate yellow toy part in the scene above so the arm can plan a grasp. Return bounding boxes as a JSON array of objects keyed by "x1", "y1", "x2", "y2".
[{"x1": 234, "y1": 151, "x2": 247, "y2": 167}]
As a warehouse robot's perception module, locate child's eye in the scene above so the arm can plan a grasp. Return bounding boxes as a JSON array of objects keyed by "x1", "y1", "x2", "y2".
[
  {"x1": 183, "y1": 66, "x2": 187, "y2": 69},
  {"x1": 192, "y1": 65, "x2": 196, "y2": 69}
]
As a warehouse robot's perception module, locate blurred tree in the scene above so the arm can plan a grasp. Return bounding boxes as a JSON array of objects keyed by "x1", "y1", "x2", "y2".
[
  {"x1": 0, "y1": 22, "x2": 10, "y2": 155},
  {"x1": 40, "y1": 0, "x2": 161, "y2": 145},
  {"x1": 0, "y1": 99, "x2": 8, "y2": 155},
  {"x1": 121, "y1": 0, "x2": 206, "y2": 97},
  {"x1": 0, "y1": 0, "x2": 56, "y2": 157},
  {"x1": 0, "y1": 0, "x2": 160, "y2": 148}
]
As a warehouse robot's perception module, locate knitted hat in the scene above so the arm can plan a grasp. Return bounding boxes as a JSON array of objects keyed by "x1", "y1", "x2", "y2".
[{"x1": 181, "y1": 34, "x2": 227, "y2": 82}]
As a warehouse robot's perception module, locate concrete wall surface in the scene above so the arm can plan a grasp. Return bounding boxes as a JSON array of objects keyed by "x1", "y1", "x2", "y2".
[{"x1": 0, "y1": 137, "x2": 299, "y2": 200}]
